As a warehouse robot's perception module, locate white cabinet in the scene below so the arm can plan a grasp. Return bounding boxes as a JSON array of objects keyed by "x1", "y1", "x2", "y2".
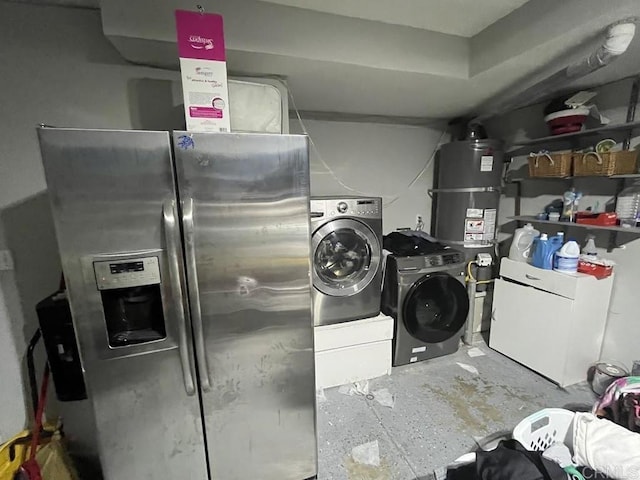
[{"x1": 490, "y1": 258, "x2": 614, "y2": 387}]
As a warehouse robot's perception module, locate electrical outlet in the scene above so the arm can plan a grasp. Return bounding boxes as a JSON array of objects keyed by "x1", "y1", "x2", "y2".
[
  {"x1": 416, "y1": 214, "x2": 423, "y2": 224},
  {"x1": 0, "y1": 250, "x2": 14, "y2": 271},
  {"x1": 476, "y1": 253, "x2": 492, "y2": 267}
]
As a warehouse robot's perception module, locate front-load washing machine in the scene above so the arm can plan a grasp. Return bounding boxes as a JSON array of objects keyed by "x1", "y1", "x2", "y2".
[
  {"x1": 381, "y1": 250, "x2": 469, "y2": 366},
  {"x1": 310, "y1": 196, "x2": 383, "y2": 326}
]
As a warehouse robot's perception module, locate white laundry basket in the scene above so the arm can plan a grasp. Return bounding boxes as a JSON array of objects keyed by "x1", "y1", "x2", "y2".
[{"x1": 512, "y1": 408, "x2": 576, "y2": 451}]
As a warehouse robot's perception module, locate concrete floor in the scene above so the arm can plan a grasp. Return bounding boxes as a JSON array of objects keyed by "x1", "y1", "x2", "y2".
[{"x1": 316, "y1": 342, "x2": 596, "y2": 480}]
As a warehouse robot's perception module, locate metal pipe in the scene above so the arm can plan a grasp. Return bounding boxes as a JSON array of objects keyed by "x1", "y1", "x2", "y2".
[
  {"x1": 476, "y1": 19, "x2": 637, "y2": 121},
  {"x1": 623, "y1": 76, "x2": 640, "y2": 150},
  {"x1": 464, "y1": 277, "x2": 477, "y2": 345}
]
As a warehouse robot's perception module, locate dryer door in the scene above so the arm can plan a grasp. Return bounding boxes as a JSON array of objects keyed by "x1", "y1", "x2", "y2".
[
  {"x1": 312, "y1": 218, "x2": 381, "y2": 297},
  {"x1": 402, "y1": 273, "x2": 469, "y2": 343}
]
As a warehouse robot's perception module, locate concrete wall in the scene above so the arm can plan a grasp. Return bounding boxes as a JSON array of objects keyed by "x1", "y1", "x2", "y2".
[
  {"x1": 488, "y1": 77, "x2": 640, "y2": 369},
  {"x1": 291, "y1": 119, "x2": 443, "y2": 233},
  {"x1": 0, "y1": 1, "x2": 440, "y2": 442}
]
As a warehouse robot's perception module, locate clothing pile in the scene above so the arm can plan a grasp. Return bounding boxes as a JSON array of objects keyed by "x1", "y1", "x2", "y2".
[
  {"x1": 593, "y1": 376, "x2": 640, "y2": 434},
  {"x1": 446, "y1": 377, "x2": 640, "y2": 480}
]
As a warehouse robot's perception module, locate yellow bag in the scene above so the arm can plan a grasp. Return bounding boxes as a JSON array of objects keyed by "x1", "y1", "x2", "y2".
[
  {"x1": 0, "y1": 428, "x2": 78, "y2": 480},
  {"x1": 35, "y1": 432, "x2": 79, "y2": 480},
  {"x1": 0, "y1": 430, "x2": 32, "y2": 480}
]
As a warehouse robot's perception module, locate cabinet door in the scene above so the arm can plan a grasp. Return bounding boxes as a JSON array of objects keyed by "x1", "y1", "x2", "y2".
[{"x1": 489, "y1": 279, "x2": 573, "y2": 384}]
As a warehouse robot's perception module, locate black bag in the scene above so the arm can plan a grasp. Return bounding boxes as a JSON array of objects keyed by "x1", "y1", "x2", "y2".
[
  {"x1": 606, "y1": 393, "x2": 640, "y2": 433},
  {"x1": 383, "y1": 231, "x2": 447, "y2": 256},
  {"x1": 446, "y1": 439, "x2": 567, "y2": 480}
]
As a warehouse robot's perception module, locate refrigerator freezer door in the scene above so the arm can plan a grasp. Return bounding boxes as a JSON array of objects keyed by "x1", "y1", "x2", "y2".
[
  {"x1": 38, "y1": 128, "x2": 207, "y2": 480},
  {"x1": 174, "y1": 132, "x2": 317, "y2": 480}
]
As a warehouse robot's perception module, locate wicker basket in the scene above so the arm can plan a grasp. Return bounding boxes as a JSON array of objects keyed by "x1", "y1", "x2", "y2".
[
  {"x1": 528, "y1": 152, "x2": 573, "y2": 178},
  {"x1": 573, "y1": 150, "x2": 638, "y2": 176}
]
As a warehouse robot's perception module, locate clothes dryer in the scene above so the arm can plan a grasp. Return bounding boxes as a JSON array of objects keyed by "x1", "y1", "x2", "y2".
[{"x1": 381, "y1": 251, "x2": 468, "y2": 366}]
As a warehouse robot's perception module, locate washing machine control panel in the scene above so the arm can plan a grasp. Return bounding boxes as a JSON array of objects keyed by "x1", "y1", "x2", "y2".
[{"x1": 310, "y1": 198, "x2": 382, "y2": 219}]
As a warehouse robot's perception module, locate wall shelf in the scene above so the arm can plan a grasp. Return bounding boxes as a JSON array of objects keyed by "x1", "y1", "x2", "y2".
[
  {"x1": 507, "y1": 82, "x2": 640, "y2": 251},
  {"x1": 508, "y1": 215, "x2": 640, "y2": 234},
  {"x1": 508, "y1": 173, "x2": 640, "y2": 183},
  {"x1": 508, "y1": 120, "x2": 640, "y2": 155}
]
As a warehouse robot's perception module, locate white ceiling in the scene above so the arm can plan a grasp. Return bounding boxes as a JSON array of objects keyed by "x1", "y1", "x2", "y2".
[
  {"x1": 96, "y1": 0, "x2": 640, "y2": 119},
  {"x1": 252, "y1": 0, "x2": 531, "y2": 37}
]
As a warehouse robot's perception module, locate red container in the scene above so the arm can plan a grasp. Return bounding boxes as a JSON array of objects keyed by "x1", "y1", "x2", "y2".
[
  {"x1": 575, "y1": 212, "x2": 618, "y2": 226},
  {"x1": 544, "y1": 108, "x2": 589, "y2": 135},
  {"x1": 578, "y1": 260, "x2": 613, "y2": 279}
]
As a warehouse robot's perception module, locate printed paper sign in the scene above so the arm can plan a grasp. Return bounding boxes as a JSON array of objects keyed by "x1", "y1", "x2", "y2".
[
  {"x1": 465, "y1": 219, "x2": 485, "y2": 234},
  {"x1": 466, "y1": 208, "x2": 484, "y2": 218},
  {"x1": 465, "y1": 233, "x2": 484, "y2": 242},
  {"x1": 175, "y1": 10, "x2": 230, "y2": 132},
  {"x1": 480, "y1": 156, "x2": 494, "y2": 172},
  {"x1": 483, "y1": 208, "x2": 497, "y2": 241}
]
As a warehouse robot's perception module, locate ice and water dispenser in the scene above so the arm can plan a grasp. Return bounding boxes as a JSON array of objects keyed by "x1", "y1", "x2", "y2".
[{"x1": 93, "y1": 256, "x2": 166, "y2": 348}]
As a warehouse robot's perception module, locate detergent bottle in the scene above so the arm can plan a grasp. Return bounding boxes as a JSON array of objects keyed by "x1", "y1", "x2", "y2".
[
  {"x1": 546, "y1": 234, "x2": 564, "y2": 270},
  {"x1": 544, "y1": 234, "x2": 562, "y2": 269},
  {"x1": 554, "y1": 240, "x2": 580, "y2": 273},
  {"x1": 531, "y1": 234, "x2": 549, "y2": 269},
  {"x1": 549, "y1": 232, "x2": 564, "y2": 255},
  {"x1": 509, "y1": 223, "x2": 540, "y2": 262},
  {"x1": 582, "y1": 234, "x2": 598, "y2": 258}
]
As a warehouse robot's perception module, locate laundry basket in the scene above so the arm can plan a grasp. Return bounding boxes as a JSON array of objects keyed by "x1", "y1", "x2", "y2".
[{"x1": 512, "y1": 408, "x2": 575, "y2": 451}]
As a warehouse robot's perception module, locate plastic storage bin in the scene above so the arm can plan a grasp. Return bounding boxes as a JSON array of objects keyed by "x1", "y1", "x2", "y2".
[
  {"x1": 512, "y1": 408, "x2": 575, "y2": 451},
  {"x1": 616, "y1": 179, "x2": 640, "y2": 227}
]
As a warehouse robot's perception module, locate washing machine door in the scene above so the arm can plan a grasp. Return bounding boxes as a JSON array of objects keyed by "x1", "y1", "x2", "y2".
[
  {"x1": 402, "y1": 273, "x2": 469, "y2": 343},
  {"x1": 312, "y1": 218, "x2": 381, "y2": 297}
]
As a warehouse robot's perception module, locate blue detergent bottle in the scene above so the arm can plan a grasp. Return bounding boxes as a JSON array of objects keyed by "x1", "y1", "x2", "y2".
[
  {"x1": 548, "y1": 232, "x2": 565, "y2": 269},
  {"x1": 531, "y1": 233, "x2": 562, "y2": 270},
  {"x1": 531, "y1": 233, "x2": 549, "y2": 269}
]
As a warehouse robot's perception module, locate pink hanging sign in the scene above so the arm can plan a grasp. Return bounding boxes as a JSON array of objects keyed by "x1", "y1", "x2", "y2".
[
  {"x1": 175, "y1": 10, "x2": 226, "y2": 61},
  {"x1": 175, "y1": 9, "x2": 230, "y2": 132}
]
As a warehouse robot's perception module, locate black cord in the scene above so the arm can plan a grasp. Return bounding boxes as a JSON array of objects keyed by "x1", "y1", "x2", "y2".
[{"x1": 27, "y1": 329, "x2": 42, "y2": 417}]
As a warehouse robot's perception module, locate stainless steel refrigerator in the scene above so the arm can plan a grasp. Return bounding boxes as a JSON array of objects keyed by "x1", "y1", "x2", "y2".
[{"x1": 38, "y1": 127, "x2": 317, "y2": 480}]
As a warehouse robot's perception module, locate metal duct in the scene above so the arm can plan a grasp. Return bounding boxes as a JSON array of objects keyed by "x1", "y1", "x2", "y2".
[{"x1": 475, "y1": 19, "x2": 637, "y2": 121}]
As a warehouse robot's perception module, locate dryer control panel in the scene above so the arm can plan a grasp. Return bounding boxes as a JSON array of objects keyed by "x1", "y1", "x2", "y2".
[
  {"x1": 425, "y1": 252, "x2": 465, "y2": 268},
  {"x1": 396, "y1": 252, "x2": 466, "y2": 275}
]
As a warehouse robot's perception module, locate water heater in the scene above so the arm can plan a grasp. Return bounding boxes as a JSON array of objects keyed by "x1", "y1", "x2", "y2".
[{"x1": 431, "y1": 139, "x2": 504, "y2": 259}]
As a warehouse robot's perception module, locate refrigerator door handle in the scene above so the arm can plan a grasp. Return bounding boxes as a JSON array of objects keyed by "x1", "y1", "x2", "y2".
[
  {"x1": 163, "y1": 200, "x2": 196, "y2": 396},
  {"x1": 182, "y1": 198, "x2": 212, "y2": 392}
]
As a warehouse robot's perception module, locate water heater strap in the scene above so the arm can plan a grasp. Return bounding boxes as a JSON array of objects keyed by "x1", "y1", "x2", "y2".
[
  {"x1": 443, "y1": 239, "x2": 498, "y2": 246},
  {"x1": 428, "y1": 186, "x2": 501, "y2": 194}
]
